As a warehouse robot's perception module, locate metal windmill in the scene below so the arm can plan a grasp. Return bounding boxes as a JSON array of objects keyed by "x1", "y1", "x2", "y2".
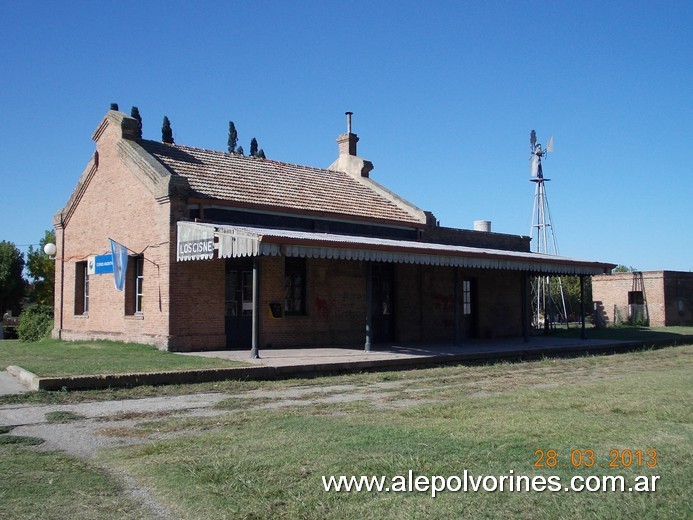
[{"x1": 529, "y1": 130, "x2": 568, "y2": 330}]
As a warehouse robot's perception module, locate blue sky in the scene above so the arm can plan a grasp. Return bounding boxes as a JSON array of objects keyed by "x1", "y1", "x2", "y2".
[{"x1": 1, "y1": 0, "x2": 691, "y2": 271}]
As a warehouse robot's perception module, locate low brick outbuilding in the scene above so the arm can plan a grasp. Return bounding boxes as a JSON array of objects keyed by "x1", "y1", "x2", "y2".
[
  {"x1": 592, "y1": 271, "x2": 693, "y2": 327},
  {"x1": 53, "y1": 110, "x2": 614, "y2": 353}
]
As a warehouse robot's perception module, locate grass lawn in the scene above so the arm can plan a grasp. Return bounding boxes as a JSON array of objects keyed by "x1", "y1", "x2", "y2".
[
  {"x1": 1, "y1": 339, "x2": 691, "y2": 518},
  {"x1": 85, "y1": 345, "x2": 690, "y2": 519},
  {"x1": 0, "y1": 338, "x2": 249, "y2": 377},
  {"x1": 0, "y1": 443, "x2": 160, "y2": 520},
  {"x1": 554, "y1": 325, "x2": 693, "y2": 342}
]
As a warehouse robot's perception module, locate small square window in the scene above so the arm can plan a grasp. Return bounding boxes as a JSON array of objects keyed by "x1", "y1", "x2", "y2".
[{"x1": 628, "y1": 291, "x2": 644, "y2": 305}]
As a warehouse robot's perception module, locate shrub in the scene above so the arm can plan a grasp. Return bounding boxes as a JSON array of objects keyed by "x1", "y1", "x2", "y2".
[{"x1": 17, "y1": 304, "x2": 53, "y2": 342}]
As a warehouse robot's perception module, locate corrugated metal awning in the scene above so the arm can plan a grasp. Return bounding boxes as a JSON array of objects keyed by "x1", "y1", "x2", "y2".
[{"x1": 176, "y1": 221, "x2": 614, "y2": 275}]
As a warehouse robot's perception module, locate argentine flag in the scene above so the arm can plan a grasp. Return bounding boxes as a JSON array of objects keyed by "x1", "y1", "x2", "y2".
[{"x1": 110, "y1": 239, "x2": 129, "y2": 291}]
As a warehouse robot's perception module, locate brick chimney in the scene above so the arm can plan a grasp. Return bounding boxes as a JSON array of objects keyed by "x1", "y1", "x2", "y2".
[
  {"x1": 328, "y1": 112, "x2": 373, "y2": 178},
  {"x1": 336, "y1": 112, "x2": 359, "y2": 156}
]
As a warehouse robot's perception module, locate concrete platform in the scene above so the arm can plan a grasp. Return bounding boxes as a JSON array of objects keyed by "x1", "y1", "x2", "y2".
[
  {"x1": 3, "y1": 335, "x2": 687, "y2": 394},
  {"x1": 177, "y1": 336, "x2": 634, "y2": 366},
  {"x1": 0, "y1": 369, "x2": 28, "y2": 396}
]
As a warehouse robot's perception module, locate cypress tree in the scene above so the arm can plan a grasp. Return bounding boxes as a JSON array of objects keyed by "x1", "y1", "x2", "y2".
[
  {"x1": 236, "y1": 146, "x2": 244, "y2": 156},
  {"x1": 162, "y1": 116, "x2": 174, "y2": 144},
  {"x1": 110, "y1": 103, "x2": 119, "y2": 111},
  {"x1": 130, "y1": 106, "x2": 143, "y2": 139},
  {"x1": 249, "y1": 137, "x2": 258, "y2": 157},
  {"x1": 228, "y1": 121, "x2": 238, "y2": 153},
  {"x1": 257, "y1": 149, "x2": 266, "y2": 159}
]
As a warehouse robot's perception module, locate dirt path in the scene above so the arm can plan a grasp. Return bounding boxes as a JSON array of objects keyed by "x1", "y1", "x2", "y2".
[
  {"x1": 0, "y1": 383, "x2": 413, "y2": 455},
  {"x1": 1, "y1": 385, "x2": 393, "y2": 519}
]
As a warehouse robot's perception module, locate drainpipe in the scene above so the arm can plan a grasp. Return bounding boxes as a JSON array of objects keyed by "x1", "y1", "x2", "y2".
[
  {"x1": 365, "y1": 262, "x2": 372, "y2": 352},
  {"x1": 250, "y1": 258, "x2": 260, "y2": 359},
  {"x1": 522, "y1": 272, "x2": 530, "y2": 343},
  {"x1": 580, "y1": 274, "x2": 586, "y2": 340},
  {"x1": 454, "y1": 267, "x2": 460, "y2": 345},
  {"x1": 58, "y1": 214, "x2": 65, "y2": 339}
]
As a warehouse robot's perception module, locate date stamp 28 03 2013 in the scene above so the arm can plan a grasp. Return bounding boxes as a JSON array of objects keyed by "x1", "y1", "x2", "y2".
[{"x1": 534, "y1": 449, "x2": 657, "y2": 469}]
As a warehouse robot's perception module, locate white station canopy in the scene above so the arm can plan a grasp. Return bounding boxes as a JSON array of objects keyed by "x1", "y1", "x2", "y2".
[{"x1": 176, "y1": 221, "x2": 612, "y2": 276}]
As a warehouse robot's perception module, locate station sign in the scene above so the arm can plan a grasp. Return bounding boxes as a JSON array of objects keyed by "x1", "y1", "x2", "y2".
[
  {"x1": 88, "y1": 254, "x2": 114, "y2": 275},
  {"x1": 178, "y1": 238, "x2": 215, "y2": 261}
]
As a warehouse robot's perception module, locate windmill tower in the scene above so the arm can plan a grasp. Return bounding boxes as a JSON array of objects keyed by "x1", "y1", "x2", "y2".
[{"x1": 529, "y1": 130, "x2": 568, "y2": 330}]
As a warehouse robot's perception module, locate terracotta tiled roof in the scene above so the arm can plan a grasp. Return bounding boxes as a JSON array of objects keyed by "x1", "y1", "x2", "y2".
[{"x1": 139, "y1": 140, "x2": 424, "y2": 225}]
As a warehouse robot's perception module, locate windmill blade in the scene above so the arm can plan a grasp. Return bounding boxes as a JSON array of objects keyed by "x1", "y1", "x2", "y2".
[{"x1": 546, "y1": 135, "x2": 554, "y2": 153}]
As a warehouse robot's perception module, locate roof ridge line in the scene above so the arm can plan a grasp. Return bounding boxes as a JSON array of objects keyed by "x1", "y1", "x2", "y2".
[{"x1": 142, "y1": 139, "x2": 334, "y2": 173}]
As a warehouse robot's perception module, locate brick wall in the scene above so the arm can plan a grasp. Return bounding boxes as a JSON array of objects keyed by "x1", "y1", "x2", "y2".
[
  {"x1": 168, "y1": 258, "x2": 226, "y2": 350},
  {"x1": 257, "y1": 257, "x2": 366, "y2": 348},
  {"x1": 54, "y1": 114, "x2": 173, "y2": 348},
  {"x1": 593, "y1": 272, "x2": 656, "y2": 326},
  {"x1": 396, "y1": 264, "x2": 457, "y2": 342},
  {"x1": 423, "y1": 225, "x2": 530, "y2": 252},
  {"x1": 163, "y1": 255, "x2": 370, "y2": 351},
  {"x1": 167, "y1": 256, "x2": 530, "y2": 351},
  {"x1": 663, "y1": 272, "x2": 693, "y2": 325},
  {"x1": 590, "y1": 271, "x2": 693, "y2": 327},
  {"x1": 258, "y1": 260, "x2": 525, "y2": 348},
  {"x1": 395, "y1": 265, "x2": 524, "y2": 342},
  {"x1": 475, "y1": 269, "x2": 524, "y2": 338},
  {"x1": 396, "y1": 264, "x2": 425, "y2": 342}
]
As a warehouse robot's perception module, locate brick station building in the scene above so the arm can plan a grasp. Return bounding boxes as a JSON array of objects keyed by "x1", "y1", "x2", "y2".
[{"x1": 52, "y1": 110, "x2": 614, "y2": 353}]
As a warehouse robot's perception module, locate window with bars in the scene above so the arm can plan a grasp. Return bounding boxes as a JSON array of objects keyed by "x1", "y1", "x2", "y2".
[
  {"x1": 135, "y1": 256, "x2": 144, "y2": 313},
  {"x1": 463, "y1": 279, "x2": 472, "y2": 315},
  {"x1": 125, "y1": 256, "x2": 144, "y2": 315}
]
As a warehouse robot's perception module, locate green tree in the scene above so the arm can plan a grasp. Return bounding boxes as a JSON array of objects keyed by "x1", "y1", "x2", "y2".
[
  {"x1": 110, "y1": 102, "x2": 119, "y2": 111},
  {"x1": 130, "y1": 106, "x2": 143, "y2": 139},
  {"x1": 613, "y1": 265, "x2": 637, "y2": 273},
  {"x1": 17, "y1": 304, "x2": 53, "y2": 342},
  {"x1": 228, "y1": 121, "x2": 238, "y2": 153},
  {"x1": 0, "y1": 241, "x2": 26, "y2": 315},
  {"x1": 236, "y1": 145, "x2": 244, "y2": 156},
  {"x1": 549, "y1": 275, "x2": 592, "y2": 321},
  {"x1": 257, "y1": 149, "x2": 266, "y2": 159},
  {"x1": 162, "y1": 116, "x2": 174, "y2": 144},
  {"x1": 249, "y1": 137, "x2": 259, "y2": 157},
  {"x1": 26, "y1": 230, "x2": 56, "y2": 306}
]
